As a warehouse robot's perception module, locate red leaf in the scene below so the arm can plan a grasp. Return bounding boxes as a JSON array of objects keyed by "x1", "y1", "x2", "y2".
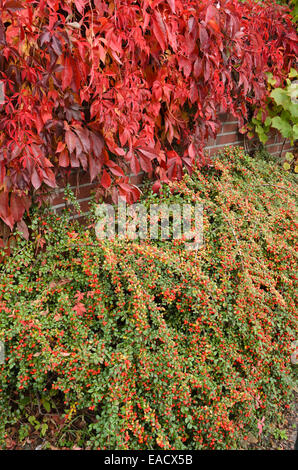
[
  {"x1": 56, "y1": 142, "x2": 66, "y2": 153},
  {"x1": 73, "y1": 302, "x2": 86, "y2": 316},
  {"x1": 101, "y1": 170, "x2": 111, "y2": 189},
  {"x1": 31, "y1": 168, "x2": 42, "y2": 190},
  {"x1": 5, "y1": 0, "x2": 24, "y2": 11},
  {"x1": 115, "y1": 147, "x2": 126, "y2": 156},
  {"x1": 167, "y1": 0, "x2": 175, "y2": 14},
  {"x1": 74, "y1": 128, "x2": 91, "y2": 153},
  {"x1": 199, "y1": 25, "x2": 209, "y2": 50},
  {"x1": 0, "y1": 191, "x2": 9, "y2": 221},
  {"x1": 74, "y1": 0, "x2": 87, "y2": 15},
  {"x1": 152, "y1": 11, "x2": 167, "y2": 51},
  {"x1": 139, "y1": 154, "x2": 152, "y2": 173},
  {"x1": 51, "y1": 35, "x2": 62, "y2": 56},
  {"x1": 189, "y1": 81, "x2": 198, "y2": 104},
  {"x1": 17, "y1": 219, "x2": 29, "y2": 240},
  {"x1": 10, "y1": 193, "x2": 25, "y2": 222},
  {"x1": 130, "y1": 186, "x2": 141, "y2": 203},
  {"x1": 0, "y1": 191, "x2": 13, "y2": 230},
  {"x1": 65, "y1": 130, "x2": 78, "y2": 154},
  {"x1": 0, "y1": 163, "x2": 6, "y2": 185},
  {"x1": 70, "y1": 153, "x2": 80, "y2": 168},
  {"x1": 208, "y1": 19, "x2": 220, "y2": 34},
  {"x1": 167, "y1": 150, "x2": 182, "y2": 168},
  {"x1": 178, "y1": 56, "x2": 192, "y2": 78},
  {"x1": 188, "y1": 143, "x2": 196, "y2": 160},
  {"x1": 43, "y1": 168, "x2": 57, "y2": 188},
  {"x1": 90, "y1": 133, "x2": 104, "y2": 158},
  {"x1": 59, "y1": 149, "x2": 69, "y2": 167},
  {"x1": 106, "y1": 161, "x2": 125, "y2": 177},
  {"x1": 205, "y1": 5, "x2": 219, "y2": 24},
  {"x1": 130, "y1": 153, "x2": 141, "y2": 175},
  {"x1": 75, "y1": 291, "x2": 85, "y2": 302},
  {"x1": 152, "y1": 180, "x2": 161, "y2": 194},
  {"x1": 62, "y1": 56, "x2": 73, "y2": 90},
  {"x1": 193, "y1": 58, "x2": 203, "y2": 78},
  {"x1": 22, "y1": 196, "x2": 31, "y2": 214},
  {"x1": 89, "y1": 155, "x2": 102, "y2": 182},
  {"x1": 137, "y1": 147, "x2": 158, "y2": 160}
]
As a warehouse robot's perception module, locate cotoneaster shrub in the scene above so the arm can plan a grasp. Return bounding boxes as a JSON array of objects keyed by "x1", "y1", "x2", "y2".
[
  {"x1": 0, "y1": 147, "x2": 297, "y2": 449},
  {"x1": 0, "y1": 0, "x2": 297, "y2": 233}
]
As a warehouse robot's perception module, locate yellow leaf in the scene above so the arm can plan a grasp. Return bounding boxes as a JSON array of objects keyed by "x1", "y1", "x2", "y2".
[
  {"x1": 283, "y1": 162, "x2": 291, "y2": 171},
  {"x1": 285, "y1": 152, "x2": 294, "y2": 162}
]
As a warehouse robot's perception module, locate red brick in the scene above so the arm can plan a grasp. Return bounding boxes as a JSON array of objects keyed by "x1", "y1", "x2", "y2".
[
  {"x1": 57, "y1": 171, "x2": 94, "y2": 188},
  {"x1": 221, "y1": 123, "x2": 239, "y2": 134},
  {"x1": 266, "y1": 135, "x2": 279, "y2": 146},
  {"x1": 268, "y1": 144, "x2": 281, "y2": 154},
  {"x1": 72, "y1": 183, "x2": 97, "y2": 200},
  {"x1": 50, "y1": 193, "x2": 65, "y2": 207},
  {"x1": 218, "y1": 112, "x2": 235, "y2": 122},
  {"x1": 216, "y1": 133, "x2": 241, "y2": 145},
  {"x1": 205, "y1": 137, "x2": 216, "y2": 147},
  {"x1": 78, "y1": 199, "x2": 92, "y2": 213}
]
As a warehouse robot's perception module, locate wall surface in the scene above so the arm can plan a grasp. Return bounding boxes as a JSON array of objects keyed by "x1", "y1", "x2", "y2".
[{"x1": 50, "y1": 113, "x2": 294, "y2": 216}]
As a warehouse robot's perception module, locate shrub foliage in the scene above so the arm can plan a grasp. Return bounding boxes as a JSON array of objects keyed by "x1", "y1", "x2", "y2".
[{"x1": 0, "y1": 147, "x2": 297, "y2": 449}]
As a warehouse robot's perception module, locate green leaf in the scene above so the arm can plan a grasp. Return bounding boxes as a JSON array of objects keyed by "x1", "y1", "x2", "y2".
[
  {"x1": 255, "y1": 125, "x2": 268, "y2": 144},
  {"x1": 285, "y1": 152, "x2": 294, "y2": 162},
  {"x1": 41, "y1": 423, "x2": 48, "y2": 437},
  {"x1": 289, "y1": 68, "x2": 298, "y2": 79},
  {"x1": 256, "y1": 109, "x2": 263, "y2": 120},
  {"x1": 42, "y1": 399, "x2": 51, "y2": 413},
  {"x1": 271, "y1": 116, "x2": 292, "y2": 139},
  {"x1": 287, "y1": 102, "x2": 298, "y2": 118},
  {"x1": 270, "y1": 88, "x2": 290, "y2": 108},
  {"x1": 266, "y1": 72, "x2": 277, "y2": 86}
]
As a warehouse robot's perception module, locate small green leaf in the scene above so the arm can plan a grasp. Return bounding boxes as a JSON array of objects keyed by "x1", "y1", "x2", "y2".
[
  {"x1": 266, "y1": 72, "x2": 277, "y2": 86},
  {"x1": 41, "y1": 423, "x2": 48, "y2": 437},
  {"x1": 42, "y1": 399, "x2": 51, "y2": 413}
]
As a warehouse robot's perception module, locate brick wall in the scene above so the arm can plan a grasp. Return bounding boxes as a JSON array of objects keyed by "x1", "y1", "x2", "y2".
[{"x1": 50, "y1": 113, "x2": 293, "y2": 216}]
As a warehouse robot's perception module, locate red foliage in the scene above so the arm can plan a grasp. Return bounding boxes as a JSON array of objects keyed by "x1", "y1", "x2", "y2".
[{"x1": 0, "y1": 0, "x2": 297, "y2": 230}]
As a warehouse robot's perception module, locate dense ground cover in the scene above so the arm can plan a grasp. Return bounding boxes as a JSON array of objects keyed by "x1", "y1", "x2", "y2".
[
  {"x1": 0, "y1": 0, "x2": 297, "y2": 231},
  {"x1": 0, "y1": 147, "x2": 297, "y2": 449}
]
